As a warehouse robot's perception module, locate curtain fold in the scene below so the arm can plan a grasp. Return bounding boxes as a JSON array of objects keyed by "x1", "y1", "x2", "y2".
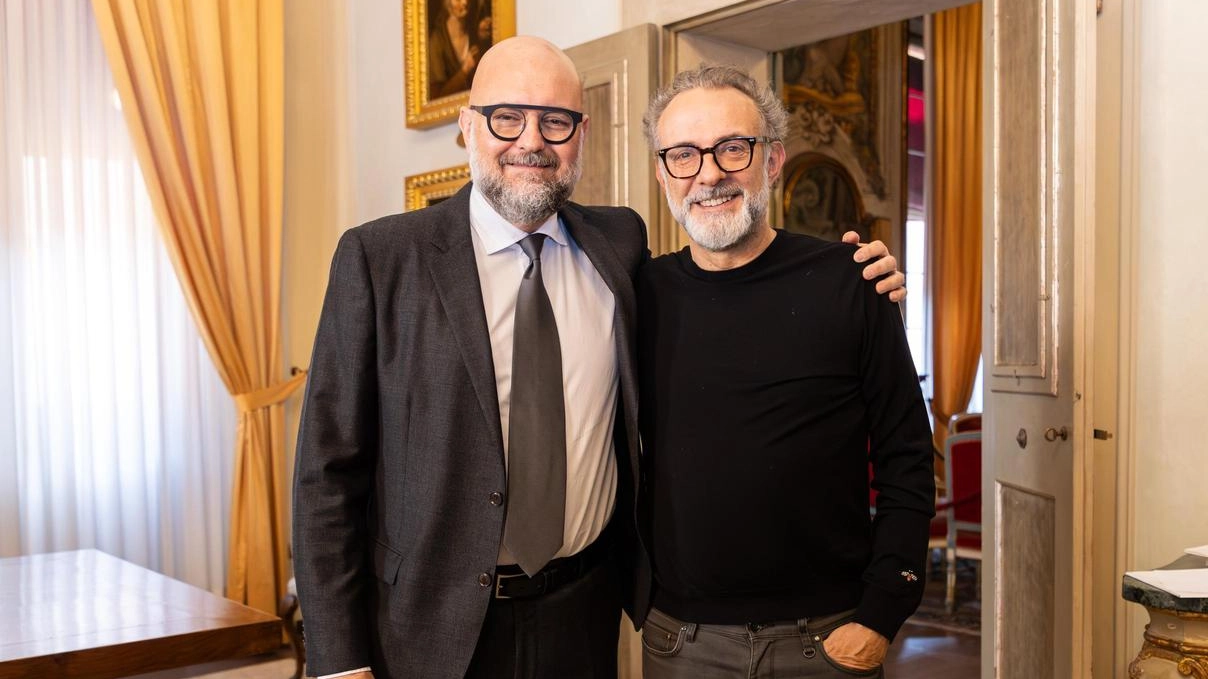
[
  {"x1": 90, "y1": 0, "x2": 296, "y2": 613},
  {"x1": 930, "y1": 2, "x2": 984, "y2": 451}
]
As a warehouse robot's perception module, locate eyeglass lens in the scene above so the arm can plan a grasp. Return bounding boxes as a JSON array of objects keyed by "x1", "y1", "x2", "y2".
[
  {"x1": 663, "y1": 138, "x2": 755, "y2": 178},
  {"x1": 489, "y1": 107, "x2": 577, "y2": 143}
]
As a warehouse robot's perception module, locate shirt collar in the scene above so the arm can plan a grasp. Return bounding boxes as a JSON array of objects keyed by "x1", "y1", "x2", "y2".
[{"x1": 470, "y1": 185, "x2": 567, "y2": 255}]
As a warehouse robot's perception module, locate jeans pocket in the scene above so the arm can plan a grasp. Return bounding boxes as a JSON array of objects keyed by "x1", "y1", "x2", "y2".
[
  {"x1": 816, "y1": 635, "x2": 883, "y2": 677},
  {"x1": 641, "y1": 610, "x2": 688, "y2": 657},
  {"x1": 800, "y1": 612, "x2": 883, "y2": 678}
]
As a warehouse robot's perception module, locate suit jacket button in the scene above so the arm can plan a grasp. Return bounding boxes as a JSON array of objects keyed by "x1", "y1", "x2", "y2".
[
  {"x1": 478, "y1": 572, "x2": 492, "y2": 587},
  {"x1": 489, "y1": 492, "x2": 503, "y2": 506}
]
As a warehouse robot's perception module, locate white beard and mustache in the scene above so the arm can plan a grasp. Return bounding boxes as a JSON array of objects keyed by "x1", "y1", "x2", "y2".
[
  {"x1": 466, "y1": 126, "x2": 583, "y2": 226},
  {"x1": 664, "y1": 173, "x2": 771, "y2": 252}
]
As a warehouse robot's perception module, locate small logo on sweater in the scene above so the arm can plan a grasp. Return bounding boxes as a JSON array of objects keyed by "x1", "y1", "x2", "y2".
[{"x1": 900, "y1": 570, "x2": 918, "y2": 582}]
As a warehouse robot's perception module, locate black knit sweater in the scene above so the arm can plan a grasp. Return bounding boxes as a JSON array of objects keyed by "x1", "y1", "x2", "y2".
[{"x1": 637, "y1": 230, "x2": 935, "y2": 641}]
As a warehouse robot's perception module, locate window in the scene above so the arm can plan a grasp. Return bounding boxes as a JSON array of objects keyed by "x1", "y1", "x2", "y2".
[
  {"x1": 903, "y1": 19, "x2": 932, "y2": 410},
  {"x1": 1, "y1": 0, "x2": 235, "y2": 591}
]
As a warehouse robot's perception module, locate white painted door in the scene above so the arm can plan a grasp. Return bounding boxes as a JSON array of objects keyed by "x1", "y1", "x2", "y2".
[{"x1": 981, "y1": 0, "x2": 1096, "y2": 677}]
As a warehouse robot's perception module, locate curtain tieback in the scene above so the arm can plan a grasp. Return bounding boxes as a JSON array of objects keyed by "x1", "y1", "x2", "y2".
[{"x1": 234, "y1": 371, "x2": 308, "y2": 413}]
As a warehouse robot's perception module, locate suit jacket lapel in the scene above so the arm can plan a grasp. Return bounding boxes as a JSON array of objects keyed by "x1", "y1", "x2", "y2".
[
  {"x1": 426, "y1": 184, "x2": 504, "y2": 452},
  {"x1": 560, "y1": 205, "x2": 635, "y2": 326},
  {"x1": 561, "y1": 205, "x2": 640, "y2": 471}
]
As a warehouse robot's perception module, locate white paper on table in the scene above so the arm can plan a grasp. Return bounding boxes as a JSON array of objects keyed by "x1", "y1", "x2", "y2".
[
  {"x1": 1126, "y1": 569, "x2": 1208, "y2": 598},
  {"x1": 1185, "y1": 544, "x2": 1208, "y2": 558}
]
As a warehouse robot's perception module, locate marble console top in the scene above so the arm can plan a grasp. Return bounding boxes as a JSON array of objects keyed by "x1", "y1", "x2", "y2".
[{"x1": 1122, "y1": 553, "x2": 1208, "y2": 614}]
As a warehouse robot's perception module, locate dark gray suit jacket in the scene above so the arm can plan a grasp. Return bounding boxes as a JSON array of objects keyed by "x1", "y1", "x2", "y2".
[{"x1": 292, "y1": 184, "x2": 650, "y2": 678}]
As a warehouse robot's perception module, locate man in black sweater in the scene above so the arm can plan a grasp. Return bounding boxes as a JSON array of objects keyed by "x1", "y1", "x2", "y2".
[{"x1": 636, "y1": 65, "x2": 935, "y2": 678}]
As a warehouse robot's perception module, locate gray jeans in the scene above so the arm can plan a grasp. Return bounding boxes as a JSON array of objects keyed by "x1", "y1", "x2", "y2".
[{"x1": 641, "y1": 606, "x2": 885, "y2": 679}]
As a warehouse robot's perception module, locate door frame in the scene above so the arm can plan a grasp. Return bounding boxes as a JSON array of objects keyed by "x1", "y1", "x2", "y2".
[{"x1": 1093, "y1": 0, "x2": 1142, "y2": 672}]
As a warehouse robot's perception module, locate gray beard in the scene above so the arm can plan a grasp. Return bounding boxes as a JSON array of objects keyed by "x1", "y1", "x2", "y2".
[
  {"x1": 468, "y1": 133, "x2": 582, "y2": 226},
  {"x1": 667, "y1": 179, "x2": 770, "y2": 252}
]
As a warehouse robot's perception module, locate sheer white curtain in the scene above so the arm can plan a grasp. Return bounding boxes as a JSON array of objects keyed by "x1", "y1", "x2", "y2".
[{"x1": 0, "y1": 0, "x2": 236, "y2": 594}]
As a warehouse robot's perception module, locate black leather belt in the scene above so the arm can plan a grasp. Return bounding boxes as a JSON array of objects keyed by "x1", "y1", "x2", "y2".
[{"x1": 493, "y1": 536, "x2": 610, "y2": 600}]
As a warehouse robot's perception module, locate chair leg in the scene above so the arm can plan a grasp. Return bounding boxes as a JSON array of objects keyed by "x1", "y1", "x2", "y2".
[
  {"x1": 279, "y1": 592, "x2": 305, "y2": 679},
  {"x1": 945, "y1": 549, "x2": 957, "y2": 614}
]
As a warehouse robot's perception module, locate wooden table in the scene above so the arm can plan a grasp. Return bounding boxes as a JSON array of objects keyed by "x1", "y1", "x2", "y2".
[{"x1": 0, "y1": 549, "x2": 281, "y2": 678}]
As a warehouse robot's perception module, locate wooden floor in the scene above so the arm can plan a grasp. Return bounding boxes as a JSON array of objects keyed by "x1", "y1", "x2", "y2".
[{"x1": 884, "y1": 621, "x2": 981, "y2": 678}]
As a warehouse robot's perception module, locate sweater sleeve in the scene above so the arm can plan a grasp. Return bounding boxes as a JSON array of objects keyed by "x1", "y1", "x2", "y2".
[{"x1": 852, "y1": 274, "x2": 936, "y2": 641}]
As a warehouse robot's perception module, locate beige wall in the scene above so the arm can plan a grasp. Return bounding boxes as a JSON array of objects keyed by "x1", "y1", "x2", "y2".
[
  {"x1": 282, "y1": 1, "x2": 352, "y2": 500},
  {"x1": 1128, "y1": 0, "x2": 1208, "y2": 653}
]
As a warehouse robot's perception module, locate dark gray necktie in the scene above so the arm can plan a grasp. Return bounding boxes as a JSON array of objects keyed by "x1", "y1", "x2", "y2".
[{"x1": 502, "y1": 233, "x2": 566, "y2": 576}]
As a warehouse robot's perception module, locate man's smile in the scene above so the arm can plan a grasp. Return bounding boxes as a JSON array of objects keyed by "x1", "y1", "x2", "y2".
[{"x1": 694, "y1": 195, "x2": 738, "y2": 209}]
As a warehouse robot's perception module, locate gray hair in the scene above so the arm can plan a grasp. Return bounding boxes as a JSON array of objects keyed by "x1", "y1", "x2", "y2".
[{"x1": 642, "y1": 63, "x2": 789, "y2": 150}]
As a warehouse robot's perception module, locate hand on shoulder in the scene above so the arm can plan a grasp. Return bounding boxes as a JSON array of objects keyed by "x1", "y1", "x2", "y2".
[{"x1": 841, "y1": 230, "x2": 906, "y2": 303}]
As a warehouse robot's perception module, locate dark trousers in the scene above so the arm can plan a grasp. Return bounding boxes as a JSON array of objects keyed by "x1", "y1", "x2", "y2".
[
  {"x1": 464, "y1": 560, "x2": 621, "y2": 679},
  {"x1": 641, "y1": 607, "x2": 885, "y2": 679}
]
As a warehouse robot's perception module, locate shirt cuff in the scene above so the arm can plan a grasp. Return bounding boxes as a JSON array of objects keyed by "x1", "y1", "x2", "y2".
[{"x1": 317, "y1": 668, "x2": 372, "y2": 679}]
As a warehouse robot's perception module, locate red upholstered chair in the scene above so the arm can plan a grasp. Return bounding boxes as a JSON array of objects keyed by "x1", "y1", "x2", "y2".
[
  {"x1": 948, "y1": 411, "x2": 982, "y2": 434},
  {"x1": 929, "y1": 431, "x2": 982, "y2": 612}
]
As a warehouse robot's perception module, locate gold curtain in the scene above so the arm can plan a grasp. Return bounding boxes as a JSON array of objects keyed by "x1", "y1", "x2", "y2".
[
  {"x1": 930, "y1": 2, "x2": 983, "y2": 451},
  {"x1": 91, "y1": 0, "x2": 301, "y2": 613}
]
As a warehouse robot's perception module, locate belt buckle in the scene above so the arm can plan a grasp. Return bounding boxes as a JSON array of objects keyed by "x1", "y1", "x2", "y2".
[{"x1": 494, "y1": 571, "x2": 523, "y2": 600}]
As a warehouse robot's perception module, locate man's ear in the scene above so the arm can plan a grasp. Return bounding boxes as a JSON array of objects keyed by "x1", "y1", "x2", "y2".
[
  {"x1": 458, "y1": 107, "x2": 473, "y2": 142},
  {"x1": 654, "y1": 159, "x2": 667, "y2": 190},
  {"x1": 766, "y1": 140, "x2": 787, "y2": 184}
]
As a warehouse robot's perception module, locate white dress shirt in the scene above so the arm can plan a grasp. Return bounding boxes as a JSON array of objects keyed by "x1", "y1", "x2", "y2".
[
  {"x1": 318, "y1": 192, "x2": 620, "y2": 678},
  {"x1": 468, "y1": 188, "x2": 619, "y2": 564}
]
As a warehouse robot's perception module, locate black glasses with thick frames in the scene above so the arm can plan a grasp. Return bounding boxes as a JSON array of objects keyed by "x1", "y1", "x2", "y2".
[
  {"x1": 469, "y1": 103, "x2": 585, "y2": 145},
  {"x1": 656, "y1": 136, "x2": 774, "y2": 179}
]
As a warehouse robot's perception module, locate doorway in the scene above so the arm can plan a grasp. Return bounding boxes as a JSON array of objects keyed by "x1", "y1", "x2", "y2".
[{"x1": 652, "y1": 0, "x2": 1115, "y2": 677}]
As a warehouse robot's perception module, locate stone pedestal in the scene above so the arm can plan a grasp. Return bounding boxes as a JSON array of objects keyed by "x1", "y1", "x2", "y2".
[{"x1": 1124, "y1": 554, "x2": 1208, "y2": 678}]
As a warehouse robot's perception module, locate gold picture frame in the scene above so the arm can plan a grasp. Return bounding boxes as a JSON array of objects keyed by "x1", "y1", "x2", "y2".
[
  {"x1": 405, "y1": 164, "x2": 472, "y2": 210},
  {"x1": 404, "y1": 0, "x2": 516, "y2": 129},
  {"x1": 781, "y1": 152, "x2": 870, "y2": 242}
]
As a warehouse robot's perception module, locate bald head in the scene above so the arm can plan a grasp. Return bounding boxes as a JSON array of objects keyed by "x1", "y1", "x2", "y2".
[
  {"x1": 458, "y1": 36, "x2": 587, "y2": 229},
  {"x1": 470, "y1": 36, "x2": 583, "y2": 110}
]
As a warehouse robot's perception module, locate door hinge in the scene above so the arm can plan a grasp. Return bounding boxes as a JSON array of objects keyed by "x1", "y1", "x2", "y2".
[
  {"x1": 1093, "y1": 428, "x2": 1114, "y2": 440},
  {"x1": 1097, "y1": 0, "x2": 1103, "y2": 16}
]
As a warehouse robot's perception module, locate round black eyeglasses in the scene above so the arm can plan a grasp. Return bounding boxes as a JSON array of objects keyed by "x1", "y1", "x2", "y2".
[
  {"x1": 470, "y1": 103, "x2": 585, "y2": 145},
  {"x1": 656, "y1": 136, "x2": 774, "y2": 179}
]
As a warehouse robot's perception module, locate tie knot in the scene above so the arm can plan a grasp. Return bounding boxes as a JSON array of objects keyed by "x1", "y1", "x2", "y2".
[{"x1": 519, "y1": 233, "x2": 547, "y2": 262}]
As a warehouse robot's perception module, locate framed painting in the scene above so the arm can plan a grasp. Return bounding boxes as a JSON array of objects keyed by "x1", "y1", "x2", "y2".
[
  {"x1": 405, "y1": 164, "x2": 472, "y2": 210},
  {"x1": 404, "y1": 0, "x2": 516, "y2": 128},
  {"x1": 776, "y1": 22, "x2": 907, "y2": 258},
  {"x1": 780, "y1": 28, "x2": 886, "y2": 198},
  {"x1": 782, "y1": 152, "x2": 872, "y2": 242}
]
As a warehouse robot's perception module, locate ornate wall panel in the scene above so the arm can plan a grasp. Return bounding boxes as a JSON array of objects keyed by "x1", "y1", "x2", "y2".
[
  {"x1": 573, "y1": 68, "x2": 623, "y2": 207},
  {"x1": 992, "y1": 0, "x2": 1059, "y2": 394},
  {"x1": 998, "y1": 483, "x2": 1056, "y2": 679}
]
